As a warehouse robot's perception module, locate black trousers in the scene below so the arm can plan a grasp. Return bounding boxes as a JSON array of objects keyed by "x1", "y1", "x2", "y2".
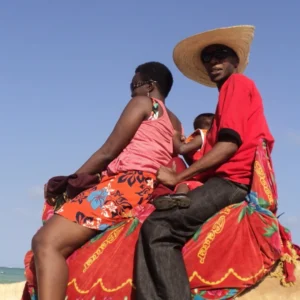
[{"x1": 134, "y1": 177, "x2": 248, "y2": 300}]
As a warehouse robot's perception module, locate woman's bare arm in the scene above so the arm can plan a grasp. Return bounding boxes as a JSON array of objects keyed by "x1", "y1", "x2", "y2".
[
  {"x1": 166, "y1": 109, "x2": 185, "y2": 156},
  {"x1": 173, "y1": 133, "x2": 202, "y2": 155},
  {"x1": 75, "y1": 96, "x2": 152, "y2": 174},
  {"x1": 167, "y1": 108, "x2": 182, "y2": 133}
]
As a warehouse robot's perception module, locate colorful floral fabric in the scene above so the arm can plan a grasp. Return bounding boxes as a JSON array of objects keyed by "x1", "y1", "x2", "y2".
[
  {"x1": 56, "y1": 171, "x2": 156, "y2": 230},
  {"x1": 22, "y1": 140, "x2": 299, "y2": 300}
]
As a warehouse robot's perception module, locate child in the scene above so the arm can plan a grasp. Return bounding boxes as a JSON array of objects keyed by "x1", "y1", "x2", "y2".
[
  {"x1": 153, "y1": 113, "x2": 214, "y2": 210},
  {"x1": 179, "y1": 113, "x2": 214, "y2": 165}
]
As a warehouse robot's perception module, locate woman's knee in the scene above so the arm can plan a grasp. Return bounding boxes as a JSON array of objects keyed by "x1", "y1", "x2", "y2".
[
  {"x1": 32, "y1": 215, "x2": 96, "y2": 258},
  {"x1": 31, "y1": 229, "x2": 50, "y2": 256},
  {"x1": 31, "y1": 225, "x2": 61, "y2": 257}
]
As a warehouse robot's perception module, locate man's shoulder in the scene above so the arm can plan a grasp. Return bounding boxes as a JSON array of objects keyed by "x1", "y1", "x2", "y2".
[
  {"x1": 227, "y1": 73, "x2": 255, "y2": 87},
  {"x1": 227, "y1": 74, "x2": 264, "y2": 109}
]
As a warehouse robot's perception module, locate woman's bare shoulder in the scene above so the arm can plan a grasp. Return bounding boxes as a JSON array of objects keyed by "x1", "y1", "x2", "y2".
[{"x1": 166, "y1": 108, "x2": 182, "y2": 132}]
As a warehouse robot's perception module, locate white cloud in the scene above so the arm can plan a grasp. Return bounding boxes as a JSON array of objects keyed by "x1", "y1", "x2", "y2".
[{"x1": 28, "y1": 185, "x2": 44, "y2": 200}]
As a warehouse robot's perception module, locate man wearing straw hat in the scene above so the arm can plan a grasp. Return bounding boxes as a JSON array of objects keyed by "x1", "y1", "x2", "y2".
[{"x1": 134, "y1": 25, "x2": 275, "y2": 299}]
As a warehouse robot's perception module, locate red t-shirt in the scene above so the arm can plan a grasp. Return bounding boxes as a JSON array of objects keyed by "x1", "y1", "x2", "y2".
[{"x1": 203, "y1": 73, "x2": 274, "y2": 185}]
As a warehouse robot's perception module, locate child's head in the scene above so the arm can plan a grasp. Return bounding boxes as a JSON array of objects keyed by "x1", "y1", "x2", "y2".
[{"x1": 193, "y1": 113, "x2": 214, "y2": 130}]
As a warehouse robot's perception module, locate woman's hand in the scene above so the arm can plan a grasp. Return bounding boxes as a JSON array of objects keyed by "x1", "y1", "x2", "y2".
[{"x1": 156, "y1": 163, "x2": 179, "y2": 187}]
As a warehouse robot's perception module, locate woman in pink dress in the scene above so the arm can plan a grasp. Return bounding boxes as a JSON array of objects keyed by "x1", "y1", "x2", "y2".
[{"x1": 31, "y1": 61, "x2": 182, "y2": 300}]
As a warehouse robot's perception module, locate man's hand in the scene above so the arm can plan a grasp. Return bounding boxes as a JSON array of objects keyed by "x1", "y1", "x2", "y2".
[{"x1": 156, "y1": 162, "x2": 179, "y2": 187}]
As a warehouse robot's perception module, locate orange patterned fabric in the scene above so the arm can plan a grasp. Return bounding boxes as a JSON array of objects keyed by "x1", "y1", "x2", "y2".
[{"x1": 56, "y1": 171, "x2": 156, "y2": 230}]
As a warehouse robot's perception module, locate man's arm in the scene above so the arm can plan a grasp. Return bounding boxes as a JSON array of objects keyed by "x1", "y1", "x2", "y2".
[
  {"x1": 176, "y1": 138, "x2": 238, "y2": 182},
  {"x1": 156, "y1": 136, "x2": 238, "y2": 186}
]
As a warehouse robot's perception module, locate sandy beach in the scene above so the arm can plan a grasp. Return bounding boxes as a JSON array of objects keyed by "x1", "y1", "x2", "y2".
[
  {"x1": 238, "y1": 262, "x2": 300, "y2": 300},
  {"x1": 0, "y1": 281, "x2": 25, "y2": 300}
]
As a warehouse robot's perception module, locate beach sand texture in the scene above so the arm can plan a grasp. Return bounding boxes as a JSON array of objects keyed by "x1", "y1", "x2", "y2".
[
  {"x1": 238, "y1": 262, "x2": 300, "y2": 300},
  {"x1": 0, "y1": 263, "x2": 298, "y2": 300},
  {"x1": 0, "y1": 281, "x2": 25, "y2": 300}
]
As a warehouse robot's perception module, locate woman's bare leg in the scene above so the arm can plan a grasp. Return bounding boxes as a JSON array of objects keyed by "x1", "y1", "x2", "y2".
[{"x1": 31, "y1": 215, "x2": 97, "y2": 300}]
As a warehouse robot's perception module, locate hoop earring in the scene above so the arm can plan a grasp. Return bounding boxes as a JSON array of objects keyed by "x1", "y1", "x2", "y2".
[{"x1": 147, "y1": 91, "x2": 150, "y2": 97}]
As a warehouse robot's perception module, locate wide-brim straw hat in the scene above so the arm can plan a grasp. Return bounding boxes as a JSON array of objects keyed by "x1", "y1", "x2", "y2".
[{"x1": 173, "y1": 25, "x2": 255, "y2": 87}]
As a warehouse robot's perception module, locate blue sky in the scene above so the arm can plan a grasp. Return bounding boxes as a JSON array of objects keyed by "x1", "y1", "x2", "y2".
[{"x1": 0, "y1": 1, "x2": 299, "y2": 267}]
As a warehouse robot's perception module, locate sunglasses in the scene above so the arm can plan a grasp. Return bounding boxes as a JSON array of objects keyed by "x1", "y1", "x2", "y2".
[
  {"x1": 130, "y1": 80, "x2": 156, "y2": 91},
  {"x1": 201, "y1": 48, "x2": 237, "y2": 63}
]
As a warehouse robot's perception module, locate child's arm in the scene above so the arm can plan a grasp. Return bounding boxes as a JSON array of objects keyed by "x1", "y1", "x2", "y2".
[{"x1": 173, "y1": 131, "x2": 203, "y2": 155}]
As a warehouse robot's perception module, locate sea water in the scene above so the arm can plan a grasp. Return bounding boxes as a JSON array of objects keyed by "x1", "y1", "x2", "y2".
[{"x1": 0, "y1": 267, "x2": 25, "y2": 283}]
